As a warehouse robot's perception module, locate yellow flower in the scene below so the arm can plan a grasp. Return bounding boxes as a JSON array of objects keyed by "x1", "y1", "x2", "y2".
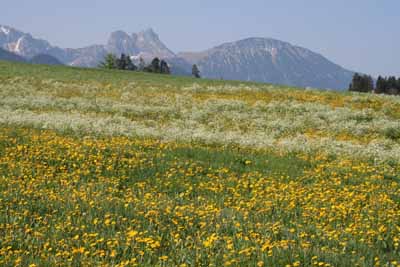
[
  {"x1": 159, "y1": 255, "x2": 168, "y2": 261},
  {"x1": 127, "y1": 230, "x2": 138, "y2": 238},
  {"x1": 72, "y1": 247, "x2": 85, "y2": 254},
  {"x1": 203, "y1": 233, "x2": 218, "y2": 248}
]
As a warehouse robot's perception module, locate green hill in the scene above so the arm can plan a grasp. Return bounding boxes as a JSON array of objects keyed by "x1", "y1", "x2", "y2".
[{"x1": 0, "y1": 61, "x2": 399, "y2": 266}]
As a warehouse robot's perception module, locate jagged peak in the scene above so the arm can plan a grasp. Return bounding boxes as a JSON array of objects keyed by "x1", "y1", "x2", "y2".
[
  {"x1": 0, "y1": 25, "x2": 17, "y2": 34},
  {"x1": 108, "y1": 30, "x2": 131, "y2": 39},
  {"x1": 141, "y1": 27, "x2": 157, "y2": 34},
  {"x1": 138, "y1": 28, "x2": 159, "y2": 40},
  {"x1": 0, "y1": 25, "x2": 26, "y2": 37},
  {"x1": 0, "y1": 25, "x2": 11, "y2": 35},
  {"x1": 107, "y1": 28, "x2": 161, "y2": 43}
]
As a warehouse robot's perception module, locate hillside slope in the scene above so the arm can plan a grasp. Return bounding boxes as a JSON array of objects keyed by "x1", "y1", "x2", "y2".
[
  {"x1": 0, "y1": 61, "x2": 399, "y2": 266},
  {"x1": 0, "y1": 60, "x2": 398, "y2": 162}
]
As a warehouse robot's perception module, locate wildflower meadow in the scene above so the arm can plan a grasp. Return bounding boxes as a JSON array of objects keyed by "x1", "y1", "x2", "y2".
[{"x1": 0, "y1": 61, "x2": 399, "y2": 266}]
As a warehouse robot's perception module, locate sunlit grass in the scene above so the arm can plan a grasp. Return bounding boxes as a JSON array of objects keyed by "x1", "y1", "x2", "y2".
[{"x1": 0, "y1": 61, "x2": 399, "y2": 266}]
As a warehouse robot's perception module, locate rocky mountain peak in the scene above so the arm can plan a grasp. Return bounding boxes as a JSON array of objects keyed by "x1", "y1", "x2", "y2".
[
  {"x1": 106, "y1": 30, "x2": 139, "y2": 55},
  {"x1": 0, "y1": 25, "x2": 21, "y2": 36},
  {"x1": 0, "y1": 25, "x2": 11, "y2": 35},
  {"x1": 133, "y1": 28, "x2": 175, "y2": 59},
  {"x1": 0, "y1": 25, "x2": 25, "y2": 46},
  {"x1": 104, "y1": 28, "x2": 175, "y2": 59},
  {"x1": 108, "y1": 30, "x2": 131, "y2": 40},
  {"x1": 137, "y1": 28, "x2": 159, "y2": 41},
  {"x1": 179, "y1": 37, "x2": 354, "y2": 90}
]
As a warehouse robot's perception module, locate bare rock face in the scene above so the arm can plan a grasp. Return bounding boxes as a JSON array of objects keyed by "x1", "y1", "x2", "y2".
[
  {"x1": 0, "y1": 26, "x2": 52, "y2": 58},
  {"x1": 133, "y1": 28, "x2": 175, "y2": 60},
  {"x1": 105, "y1": 28, "x2": 175, "y2": 61},
  {"x1": 106, "y1": 31, "x2": 140, "y2": 56}
]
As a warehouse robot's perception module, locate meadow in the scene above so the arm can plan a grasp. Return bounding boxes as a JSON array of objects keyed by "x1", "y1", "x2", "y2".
[{"x1": 0, "y1": 61, "x2": 399, "y2": 266}]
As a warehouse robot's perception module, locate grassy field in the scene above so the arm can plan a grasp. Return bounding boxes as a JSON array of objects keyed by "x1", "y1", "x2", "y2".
[{"x1": 0, "y1": 60, "x2": 400, "y2": 266}]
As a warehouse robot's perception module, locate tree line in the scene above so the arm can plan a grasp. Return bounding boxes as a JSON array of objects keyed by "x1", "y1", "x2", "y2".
[
  {"x1": 99, "y1": 54, "x2": 170, "y2": 74},
  {"x1": 349, "y1": 73, "x2": 400, "y2": 95},
  {"x1": 99, "y1": 53, "x2": 201, "y2": 78}
]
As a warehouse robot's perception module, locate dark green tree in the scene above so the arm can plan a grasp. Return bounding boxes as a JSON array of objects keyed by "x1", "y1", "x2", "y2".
[
  {"x1": 349, "y1": 73, "x2": 373, "y2": 93},
  {"x1": 192, "y1": 64, "x2": 201, "y2": 78},
  {"x1": 349, "y1": 73, "x2": 361, "y2": 92},
  {"x1": 397, "y1": 78, "x2": 400, "y2": 95},
  {"x1": 116, "y1": 54, "x2": 128, "y2": 70},
  {"x1": 375, "y1": 76, "x2": 386, "y2": 94},
  {"x1": 125, "y1": 56, "x2": 137, "y2": 71},
  {"x1": 365, "y1": 75, "x2": 374, "y2": 93},
  {"x1": 150, "y1": 57, "x2": 161, "y2": 73},
  {"x1": 386, "y1": 76, "x2": 398, "y2": 95},
  {"x1": 160, "y1": 60, "x2": 170, "y2": 74},
  {"x1": 99, "y1": 54, "x2": 117, "y2": 69}
]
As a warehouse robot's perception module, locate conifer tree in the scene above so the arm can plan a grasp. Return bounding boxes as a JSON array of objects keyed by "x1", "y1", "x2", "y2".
[
  {"x1": 125, "y1": 56, "x2": 137, "y2": 71},
  {"x1": 349, "y1": 73, "x2": 373, "y2": 93},
  {"x1": 387, "y1": 76, "x2": 398, "y2": 94},
  {"x1": 160, "y1": 60, "x2": 170, "y2": 74},
  {"x1": 397, "y1": 78, "x2": 400, "y2": 95},
  {"x1": 150, "y1": 57, "x2": 161, "y2": 73},
  {"x1": 99, "y1": 54, "x2": 117, "y2": 69},
  {"x1": 349, "y1": 73, "x2": 361, "y2": 92},
  {"x1": 116, "y1": 54, "x2": 128, "y2": 70},
  {"x1": 375, "y1": 76, "x2": 385, "y2": 94},
  {"x1": 365, "y1": 75, "x2": 374, "y2": 93},
  {"x1": 192, "y1": 64, "x2": 201, "y2": 78}
]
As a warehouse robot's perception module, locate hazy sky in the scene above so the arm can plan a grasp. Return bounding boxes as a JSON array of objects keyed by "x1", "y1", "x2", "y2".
[{"x1": 2, "y1": 0, "x2": 399, "y2": 76}]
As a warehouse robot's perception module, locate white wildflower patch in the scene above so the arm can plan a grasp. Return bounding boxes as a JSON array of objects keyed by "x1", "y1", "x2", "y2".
[{"x1": 1, "y1": 78, "x2": 400, "y2": 163}]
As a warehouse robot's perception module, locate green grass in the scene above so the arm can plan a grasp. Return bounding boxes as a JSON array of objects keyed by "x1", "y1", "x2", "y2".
[
  {"x1": 0, "y1": 61, "x2": 400, "y2": 267},
  {"x1": 0, "y1": 60, "x2": 265, "y2": 88}
]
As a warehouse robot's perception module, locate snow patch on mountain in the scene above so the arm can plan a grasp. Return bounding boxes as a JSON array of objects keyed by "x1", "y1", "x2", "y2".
[
  {"x1": 14, "y1": 37, "x2": 23, "y2": 53},
  {"x1": 0, "y1": 26, "x2": 10, "y2": 35}
]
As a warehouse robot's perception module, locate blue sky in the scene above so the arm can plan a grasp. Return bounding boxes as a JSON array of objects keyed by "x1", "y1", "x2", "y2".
[{"x1": 2, "y1": 0, "x2": 399, "y2": 76}]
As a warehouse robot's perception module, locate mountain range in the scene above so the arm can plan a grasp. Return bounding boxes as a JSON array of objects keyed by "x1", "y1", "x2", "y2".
[
  {"x1": 0, "y1": 24, "x2": 354, "y2": 89},
  {"x1": 0, "y1": 47, "x2": 63, "y2": 65}
]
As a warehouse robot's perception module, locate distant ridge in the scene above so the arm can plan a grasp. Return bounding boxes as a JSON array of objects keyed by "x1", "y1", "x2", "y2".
[
  {"x1": 30, "y1": 54, "x2": 63, "y2": 65},
  {"x1": 178, "y1": 38, "x2": 354, "y2": 90},
  {"x1": 0, "y1": 24, "x2": 355, "y2": 89},
  {"x1": 0, "y1": 25, "x2": 178, "y2": 67}
]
